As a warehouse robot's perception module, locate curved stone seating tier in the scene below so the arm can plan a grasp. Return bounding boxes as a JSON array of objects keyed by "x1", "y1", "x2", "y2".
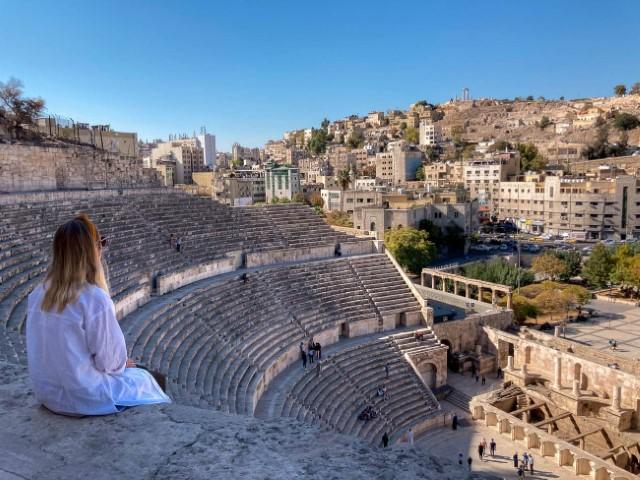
[
  {"x1": 117, "y1": 254, "x2": 422, "y2": 417},
  {"x1": 281, "y1": 338, "x2": 440, "y2": 444},
  {"x1": 0, "y1": 191, "x2": 371, "y2": 348}
]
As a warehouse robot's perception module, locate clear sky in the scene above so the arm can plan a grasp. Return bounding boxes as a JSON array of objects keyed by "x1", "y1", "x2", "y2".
[{"x1": 2, "y1": 0, "x2": 639, "y2": 151}]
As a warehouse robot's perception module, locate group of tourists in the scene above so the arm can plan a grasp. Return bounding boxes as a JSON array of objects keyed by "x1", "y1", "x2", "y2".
[
  {"x1": 358, "y1": 404, "x2": 378, "y2": 421},
  {"x1": 299, "y1": 339, "x2": 322, "y2": 370},
  {"x1": 476, "y1": 437, "x2": 497, "y2": 460},
  {"x1": 513, "y1": 451, "x2": 534, "y2": 477},
  {"x1": 376, "y1": 384, "x2": 389, "y2": 401}
]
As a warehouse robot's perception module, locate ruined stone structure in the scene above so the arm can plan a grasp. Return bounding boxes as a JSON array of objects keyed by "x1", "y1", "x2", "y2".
[
  {"x1": 0, "y1": 143, "x2": 162, "y2": 192},
  {"x1": 467, "y1": 325, "x2": 640, "y2": 479},
  {"x1": 421, "y1": 268, "x2": 513, "y2": 309}
]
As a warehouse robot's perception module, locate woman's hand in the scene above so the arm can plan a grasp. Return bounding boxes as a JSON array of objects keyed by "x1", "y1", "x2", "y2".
[{"x1": 126, "y1": 358, "x2": 136, "y2": 368}]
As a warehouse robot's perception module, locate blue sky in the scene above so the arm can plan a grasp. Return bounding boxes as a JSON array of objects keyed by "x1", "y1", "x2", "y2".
[{"x1": 2, "y1": 0, "x2": 639, "y2": 151}]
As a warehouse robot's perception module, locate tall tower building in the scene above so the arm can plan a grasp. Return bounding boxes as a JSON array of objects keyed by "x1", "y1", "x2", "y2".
[{"x1": 197, "y1": 129, "x2": 216, "y2": 168}]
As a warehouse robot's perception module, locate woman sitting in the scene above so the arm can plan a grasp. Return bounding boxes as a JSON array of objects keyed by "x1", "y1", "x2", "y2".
[{"x1": 26, "y1": 214, "x2": 170, "y2": 416}]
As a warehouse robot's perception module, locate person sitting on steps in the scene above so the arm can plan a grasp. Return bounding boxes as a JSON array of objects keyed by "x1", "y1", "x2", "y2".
[{"x1": 26, "y1": 214, "x2": 170, "y2": 417}]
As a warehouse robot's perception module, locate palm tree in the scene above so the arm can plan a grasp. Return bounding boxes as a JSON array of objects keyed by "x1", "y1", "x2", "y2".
[{"x1": 336, "y1": 169, "x2": 351, "y2": 212}]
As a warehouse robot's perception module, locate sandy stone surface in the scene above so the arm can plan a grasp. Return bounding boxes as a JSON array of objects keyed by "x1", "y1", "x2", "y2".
[{"x1": 0, "y1": 362, "x2": 498, "y2": 480}]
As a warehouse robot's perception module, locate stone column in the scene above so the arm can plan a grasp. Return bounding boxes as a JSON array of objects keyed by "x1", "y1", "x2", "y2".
[
  {"x1": 454, "y1": 281, "x2": 459, "y2": 296},
  {"x1": 554, "y1": 356, "x2": 562, "y2": 388},
  {"x1": 612, "y1": 386, "x2": 621, "y2": 410},
  {"x1": 521, "y1": 363, "x2": 528, "y2": 378},
  {"x1": 478, "y1": 286, "x2": 483, "y2": 302},
  {"x1": 554, "y1": 326, "x2": 561, "y2": 337},
  {"x1": 442, "y1": 277, "x2": 446, "y2": 292},
  {"x1": 491, "y1": 289, "x2": 497, "y2": 305},
  {"x1": 431, "y1": 275, "x2": 435, "y2": 289},
  {"x1": 506, "y1": 291, "x2": 512, "y2": 309},
  {"x1": 573, "y1": 379, "x2": 580, "y2": 396},
  {"x1": 507, "y1": 355, "x2": 514, "y2": 370},
  {"x1": 465, "y1": 284, "x2": 471, "y2": 298}
]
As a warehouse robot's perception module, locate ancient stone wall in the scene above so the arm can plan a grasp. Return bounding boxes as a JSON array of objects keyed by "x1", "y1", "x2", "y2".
[
  {"x1": 0, "y1": 142, "x2": 161, "y2": 192},
  {"x1": 432, "y1": 310, "x2": 512, "y2": 353}
]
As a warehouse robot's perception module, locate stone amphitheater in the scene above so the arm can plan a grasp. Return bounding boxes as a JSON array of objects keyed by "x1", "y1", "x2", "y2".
[{"x1": 0, "y1": 146, "x2": 500, "y2": 479}]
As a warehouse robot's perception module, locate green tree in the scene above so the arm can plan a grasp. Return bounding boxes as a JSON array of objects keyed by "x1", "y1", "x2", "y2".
[
  {"x1": 517, "y1": 143, "x2": 547, "y2": 171},
  {"x1": 336, "y1": 169, "x2": 351, "y2": 191},
  {"x1": 403, "y1": 126, "x2": 419, "y2": 144},
  {"x1": 0, "y1": 78, "x2": 46, "y2": 140},
  {"x1": 399, "y1": 121, "x2": 408, "y2": 130},
  {"x1": 538, "y1": 116, "x2": 551, "y2": 129},
  {"x1": 613, "y1": 112, "x2": 640, "y2": 131},
  {"x1": 309, "y1": 192, "x2": 324, "y2": 208},
  {"x1": 553, "y1": 250, "x2": 582, "y2": 281},
  {"x1": 292, "y1": 192, "x2": 305, "y2": 203},
  {"x1": 384, "y1": 227, "x2": 436, "y2": 274},
  {"x1": 531, "y1": 253, "x2": 568, "y2": 280},
  {"x1": 582, "y1": 243, "x2": 613, "y2": 288},
  {"x1": 463, "y1": 258, "x2": 534, "y2": 289},
  {"x1": 308, "y1": 128, "x2": 328, "y2": 155},
  {"x1": 324, "y1": 210, "x2": 352, "y2": 227},
  {"x1": 320, "y1": 118, "x2": 330, "y2": 130},
  {"x1": 631, "y1": 82, "x2": 640, "y2": 95},
  {"x1": 614, "y1": 84, "x2": 627, "y2": 96},
  {"x1": 346, "y1": 131, "x2": 365, "y2": 149},
  {"x1": 415, "y1": 165, "x2": 425, "y2": 181},
  {"x1": 510, "y1": 293, "x2": 539, "y2": 324},
  {"x1": 526, "y1": 95, "x2": 534, "y2": 101}
]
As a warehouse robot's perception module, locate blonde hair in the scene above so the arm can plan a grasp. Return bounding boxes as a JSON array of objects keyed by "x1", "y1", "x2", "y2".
[{"x1": 42, "y1": 213, "x2": 110, "y2": 313}]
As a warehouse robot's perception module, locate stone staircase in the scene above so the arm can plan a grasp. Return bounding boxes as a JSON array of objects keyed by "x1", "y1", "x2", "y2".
[{"x1": 445, "y1": 388, "x2": 471, "y2": 413}]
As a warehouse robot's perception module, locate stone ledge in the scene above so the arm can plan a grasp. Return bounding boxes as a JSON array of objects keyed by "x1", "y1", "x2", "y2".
[{"x1": 0, "y1": 362, "x2": 496, "y2": 480}]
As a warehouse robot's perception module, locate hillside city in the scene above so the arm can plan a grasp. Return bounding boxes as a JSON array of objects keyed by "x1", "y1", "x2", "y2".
[{"x1": 4, "y1": 51, "x2": 640, "y2": 480}]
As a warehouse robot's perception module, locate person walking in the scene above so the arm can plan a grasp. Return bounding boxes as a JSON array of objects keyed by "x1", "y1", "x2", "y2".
[
  {"x1": 452, "y1": 413, "x2": 458, "y2": 430},
  {"x1": 517, "y1": 466, "x2": 525, "y2": 479},
  {"x1": 477, "y1": 442, "x2": 484, "y2": 461},
  {"x1": 316, "y1": 341, "x2": 322, "y2": 360},
  {"x1": 529, "y1": 454, "x2": 534, "y2": 475},
  {"x1": 481, "y1": 375, "x2": 486, "y2": 385},
  {"x1": 301, "y1": 347, "x2": 307, "y2": 370},
  {"x1": 489, "y1": 438, "x2": 496, "y2": 457},
  {"x1": 382, "y1": 432, "x2": 389, "y2": 448},
  {"x1": 467, "y1": 456, "x2": 473, "y2": 471},
  {"x1": 513, "y1": 452, "x2": 519, "y2": 468},
  {"x1": 316, "y1": 362, "x2": 321, "y2": 378},
  {"x1": 458, "y1": 453, "x2": 464, "y2": 466},
  {"x1": 481, "y1": 438, "x2": 488, "y2": 458},
  {"x1": 407, "y1": 428, "x2": 414, "y2": 446},
  {"x1": 496, "y1": 366, "x2": 502, "y2": 378},
  {"x1": 522, "y1": 452, "x2": 529, "y2": 471},
  {"x1": 176, "y1": 237, "x2": 182, "y2": 253},
  {"x1": 384, "y1": 362, "x2": 390, "y2": 378}
]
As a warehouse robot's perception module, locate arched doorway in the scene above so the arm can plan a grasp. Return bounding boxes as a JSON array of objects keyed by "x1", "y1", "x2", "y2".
[
  {"x1": 370, "y1": 221, "x2": 376, "y2": 232},
  {"x1": 419, "y1": 363, "x2": 438, "y2": 389}
]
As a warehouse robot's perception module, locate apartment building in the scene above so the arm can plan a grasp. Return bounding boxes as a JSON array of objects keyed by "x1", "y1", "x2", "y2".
[
  {"x1": 423, "y1": 162, "x2": 464, "y2": 189},
  {"x1": 212, "y1": 169, "x2": 266, "y2": 206},
  {"x1": 419, "y1": 121, "x2": 443, "y2": 146},
  {"x1": 265, "y1": 163, "x2": 301, "y2": 202},
  {"x1": 197, "y1": 132, "x2": 216, "y2": 168},
  {"x1": 375, "y1": 142, "x2": 423, "y2": 186},
  {"x1": 151, "y1": 138, "x2": 206, "y2": 184},
  {"x1": 320, "y1": 188, "x2": 383, "y2": 213},
  {"x1": 326, "y1": 145, "x2": 356, "y2": 174},
  {"x1": 463, "y1": 155, "x2": 519, "y2": 211},
  {"x1": 367, "y1": 111, "x2": 384, "y2": 127},
  {"x1": 232, "y1": 143, "x2": 261, "y2": 164},
  {"x1": 497, "y1": 174, "x2": 640, "y2": 240},
  {"x1": 353, "y1": 199, "x2": 478, "y2": 237}
]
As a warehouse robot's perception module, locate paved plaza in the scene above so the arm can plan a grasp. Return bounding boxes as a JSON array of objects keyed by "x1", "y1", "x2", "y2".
[
  {"x1": 417, "y1": 372, "x2": 575, "y2": 479},
  {"x1": 562, "y1": 299, "x2": 640, "y2": 359}
]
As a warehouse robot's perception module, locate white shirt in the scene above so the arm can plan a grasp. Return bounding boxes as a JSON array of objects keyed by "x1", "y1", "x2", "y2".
[{"x1": 27, "y1": 283, "x2": 170, "y2": 415}]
